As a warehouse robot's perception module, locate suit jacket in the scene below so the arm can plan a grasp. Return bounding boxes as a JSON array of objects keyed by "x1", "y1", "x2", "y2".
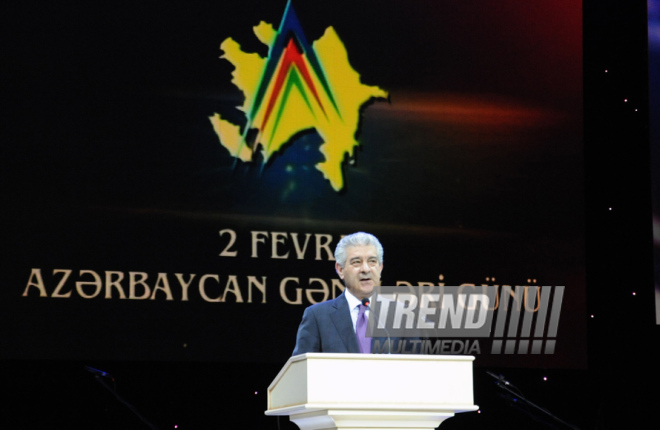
[
  {"x1": 292, "y1": 292, "x2": 404, "y2": 355},
  {"x1": 292, "y1": 292, "x2": 360, "y2": 355}
]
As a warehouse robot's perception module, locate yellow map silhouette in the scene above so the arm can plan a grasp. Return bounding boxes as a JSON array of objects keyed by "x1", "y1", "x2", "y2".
[{"x1": 209, "y1": 21, "x2": 388, "y2": 191}]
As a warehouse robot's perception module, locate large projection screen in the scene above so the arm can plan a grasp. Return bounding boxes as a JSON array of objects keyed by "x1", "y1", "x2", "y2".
[{"x1": 2, "y1": 0, "x2": 584, "y2": 368}]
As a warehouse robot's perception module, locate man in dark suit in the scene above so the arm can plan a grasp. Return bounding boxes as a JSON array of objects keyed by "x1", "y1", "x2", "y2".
[{"x1": 292, "y1": 232, "x2": 384, "y2": 355}]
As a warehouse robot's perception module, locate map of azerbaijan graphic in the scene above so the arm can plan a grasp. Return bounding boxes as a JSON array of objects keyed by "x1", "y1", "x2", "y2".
[{"x1": 209, "y1": 1, "x2": 388, "y2": 191}]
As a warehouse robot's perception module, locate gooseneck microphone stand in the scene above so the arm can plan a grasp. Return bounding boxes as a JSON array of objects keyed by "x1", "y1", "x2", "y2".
[
  {"x1": 85, "y1": 366, "x2": 159, "y2": 430},
  {"x1": 486, "y1": 371, "x2": 580, "y2": 430}
]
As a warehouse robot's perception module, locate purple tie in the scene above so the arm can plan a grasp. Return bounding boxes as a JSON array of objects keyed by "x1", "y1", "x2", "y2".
[{"x1": 356, "y1": 304, "x2": 371, "y2": 353}]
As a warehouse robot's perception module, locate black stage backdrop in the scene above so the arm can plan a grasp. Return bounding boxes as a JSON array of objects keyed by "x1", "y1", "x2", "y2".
[{"x1": 3, "y1": 0, "x2": 585, "y2": 368}]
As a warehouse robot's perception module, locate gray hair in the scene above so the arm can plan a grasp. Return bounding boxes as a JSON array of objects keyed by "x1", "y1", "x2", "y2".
[{"x1": 334, "y1": 232, "x2": 384, "y2": 267}]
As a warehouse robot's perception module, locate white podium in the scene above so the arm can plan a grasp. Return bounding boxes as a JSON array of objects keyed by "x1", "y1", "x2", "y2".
[{"x1": 265, "y1": 353, "x2": 478, "y2": 430}]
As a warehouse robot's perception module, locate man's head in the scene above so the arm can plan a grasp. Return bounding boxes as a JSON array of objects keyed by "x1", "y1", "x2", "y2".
[{"x1": 334, "y1": 232, "x2": 384, "y2": 300}]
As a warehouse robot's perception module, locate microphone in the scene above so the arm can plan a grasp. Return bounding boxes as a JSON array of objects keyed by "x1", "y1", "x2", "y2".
[
  {"x1": 486, "y1": 371, "x2": 519, "y2": 390},
  {"x1": 85, "y1": 366, "x2": 114, "y2": 379},
  {"x1": 362, "y1": 297, "x2": 392, "y2": 354}
]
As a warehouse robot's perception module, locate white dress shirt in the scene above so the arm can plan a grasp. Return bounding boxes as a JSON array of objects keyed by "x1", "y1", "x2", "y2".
[{"x1": 344, "y1": 288, "x2": 371, "y2": 332}]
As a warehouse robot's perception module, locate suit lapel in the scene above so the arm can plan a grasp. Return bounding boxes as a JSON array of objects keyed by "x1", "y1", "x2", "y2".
[{"x1": 330, "y1": 292, "x2": 360, "y2": 353}]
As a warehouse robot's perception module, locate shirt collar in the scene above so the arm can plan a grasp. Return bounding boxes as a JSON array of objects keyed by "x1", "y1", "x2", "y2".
[{"x1": 344, "y1": 288, "x2": 370, "y2": 309}]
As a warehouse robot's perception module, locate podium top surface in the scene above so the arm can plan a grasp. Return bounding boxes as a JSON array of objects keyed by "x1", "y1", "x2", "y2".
[{"x1": 291, "y1": 353, "x2": 475, "y2": 362}]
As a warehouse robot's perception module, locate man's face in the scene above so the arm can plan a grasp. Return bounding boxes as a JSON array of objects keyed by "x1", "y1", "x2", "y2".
[{"x1": 335, "y1": 245, "x2": 383, "y2": 300}]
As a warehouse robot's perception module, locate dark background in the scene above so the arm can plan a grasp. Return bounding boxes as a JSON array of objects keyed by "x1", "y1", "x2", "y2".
[{"x1": 1, "y1": 0, "x2": 657, "y2": 429}]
